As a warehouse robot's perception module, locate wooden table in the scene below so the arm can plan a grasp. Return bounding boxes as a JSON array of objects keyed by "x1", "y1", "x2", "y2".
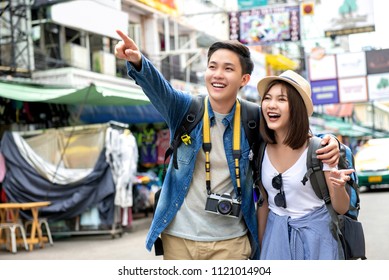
[{"x1": 0, "y1": 201, "x2": 51, "y2": 251}]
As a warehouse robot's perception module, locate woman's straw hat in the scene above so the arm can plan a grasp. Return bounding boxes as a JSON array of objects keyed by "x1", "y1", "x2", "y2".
[{"x1": 257, "y1": 70, "x2": 313, "y2": 116}]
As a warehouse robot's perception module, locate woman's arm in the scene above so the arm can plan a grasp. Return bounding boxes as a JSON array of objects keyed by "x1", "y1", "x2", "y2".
[{"x1": 257, "y1": 185, "x2": 269, "y2": 247}]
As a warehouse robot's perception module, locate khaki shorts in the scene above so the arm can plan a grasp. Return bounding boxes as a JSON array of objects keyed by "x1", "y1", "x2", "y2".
[{"x1": 161, "y1": 233, "x2": 251, "y2": 260}]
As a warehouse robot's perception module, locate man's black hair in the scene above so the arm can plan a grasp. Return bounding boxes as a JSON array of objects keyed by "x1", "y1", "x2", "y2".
[{"x1": 207, "y1": 40, "x2": 254, "y2": 75}]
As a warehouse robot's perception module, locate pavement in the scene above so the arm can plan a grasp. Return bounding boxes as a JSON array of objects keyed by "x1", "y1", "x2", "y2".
[{"x1": 0, "y1": 215, "x2": 162, "y2": 260}]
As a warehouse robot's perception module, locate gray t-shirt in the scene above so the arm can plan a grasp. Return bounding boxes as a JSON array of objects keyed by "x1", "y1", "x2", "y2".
[{"x1": 164, "y1": 111, "x2": 247, "y2": 241}]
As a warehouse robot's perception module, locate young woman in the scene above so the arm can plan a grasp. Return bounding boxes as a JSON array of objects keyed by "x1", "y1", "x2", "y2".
[{"x1": 256, "y1": 70, "x2": 353, "y2": 260}]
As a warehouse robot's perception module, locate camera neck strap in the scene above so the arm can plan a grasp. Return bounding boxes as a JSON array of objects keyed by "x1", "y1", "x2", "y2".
[{"x1": 202, "y1": 96, "x2": 242, "y2": 197}]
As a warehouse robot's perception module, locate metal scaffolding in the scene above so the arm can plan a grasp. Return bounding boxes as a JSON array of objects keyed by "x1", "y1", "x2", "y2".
[{"x1": 0, "y1": 0, "x2": 34, "y2": 77}]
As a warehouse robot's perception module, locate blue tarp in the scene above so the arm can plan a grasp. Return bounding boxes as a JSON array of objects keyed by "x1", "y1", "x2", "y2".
[
  {"x1": 73, "y1": 103, "x2": 165, "y2": 124},
  {"x1": 0, "y1": 131, "x2": 115, "y2": 224}
]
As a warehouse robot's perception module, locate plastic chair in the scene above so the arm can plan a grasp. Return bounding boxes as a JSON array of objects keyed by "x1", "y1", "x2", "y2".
[
  {"x1": 25, "y1": 218, "x2": 54, "y2": 245},
  {"x1": 0, "y1": 222, "x2": 29, "y2": 253}
]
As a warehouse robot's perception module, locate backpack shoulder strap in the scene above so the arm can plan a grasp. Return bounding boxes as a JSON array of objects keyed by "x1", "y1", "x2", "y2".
[
  {"x1": 240, "y1": 99, "x2": 262, "y2": 201},
  {"x1": 303, "y1": 136, "x2": 330, "y2": 202},
  {"x1": 257, "y1": 141, "x2": 266, "y2": 180},
  {"x1": 164, "y1": 95, "x2": 205, "y2": 170},
  {"x1": 304, "y1": 136, "x2": 344, "y2": 258},
  {"x1": 240, "y1": 99, "x2": 261, "y2": 154},
  {"x1": 252, "y1": 140, "x2": 266, "y2": 205}
]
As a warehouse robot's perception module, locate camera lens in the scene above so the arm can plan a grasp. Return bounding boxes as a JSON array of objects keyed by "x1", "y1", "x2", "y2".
[{"x1": 217, "y1": 200, "x2": 232, "y2": 215}]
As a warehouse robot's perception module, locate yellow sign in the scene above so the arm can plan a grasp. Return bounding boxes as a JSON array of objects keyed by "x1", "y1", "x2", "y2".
[
  {"x1": 137, "y1": 0, "x2": 178, "y2": 16},
  {"x1": 266, "y1": 54, "x2": 297, "y2": 71}
]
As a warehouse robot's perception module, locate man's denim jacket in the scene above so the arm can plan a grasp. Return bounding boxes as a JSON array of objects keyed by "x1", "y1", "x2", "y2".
[{"x1": 126, "y1": 56, "x2": 260, "y2": 259}]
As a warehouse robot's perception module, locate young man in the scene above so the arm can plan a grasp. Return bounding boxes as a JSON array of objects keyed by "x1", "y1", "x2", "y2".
[{"x1": 114, "y1": 30, "x2": 340, "y2": 260}]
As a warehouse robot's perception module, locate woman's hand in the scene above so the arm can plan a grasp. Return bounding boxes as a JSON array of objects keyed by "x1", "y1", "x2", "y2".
[
  {"x1": 329, "y1": 168, "x2": 354, "y2": 189},
  {"x1": 326, "y1": 168, "x2": 354, "y2": 214}
]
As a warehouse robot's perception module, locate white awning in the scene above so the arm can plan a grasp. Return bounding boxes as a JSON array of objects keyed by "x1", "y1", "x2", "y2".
[{"x1": 49, "y1": 1, "x2": 128, "y2": 39}]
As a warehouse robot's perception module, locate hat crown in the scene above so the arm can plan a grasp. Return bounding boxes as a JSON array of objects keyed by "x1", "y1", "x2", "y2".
[
  {"x1": 256, "y1": 69, "x2": 314, "y2": 116},
  {"x1": 279, "y1": 70, "x2": 311, "y2": 97}
]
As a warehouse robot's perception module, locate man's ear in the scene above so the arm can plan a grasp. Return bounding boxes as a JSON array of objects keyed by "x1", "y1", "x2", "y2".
[{"x1": 241, "y1": 73, "x2": 251, "y2": 87}]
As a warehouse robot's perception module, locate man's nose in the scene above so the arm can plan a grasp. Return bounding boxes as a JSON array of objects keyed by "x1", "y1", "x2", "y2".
[{"x1": 213, "y1": 68, "x2": 224, "y2": 78}]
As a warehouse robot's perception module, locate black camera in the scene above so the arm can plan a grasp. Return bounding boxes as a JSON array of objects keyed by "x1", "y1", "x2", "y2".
[{"x1": 205, "y1": 193, "x2": 241, "y2": 218}]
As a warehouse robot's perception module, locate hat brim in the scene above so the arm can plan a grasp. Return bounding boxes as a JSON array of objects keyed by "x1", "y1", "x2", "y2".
[{"x1": 257, "y1": 76, "x2": 313, "y2": 116}]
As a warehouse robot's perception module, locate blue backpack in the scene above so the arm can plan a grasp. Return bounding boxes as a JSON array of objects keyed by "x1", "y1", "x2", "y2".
[
  {"x1": 302, "y1": 136, "x2": 366, "y2": 260},
  {"x1": 302, "y1": 136, "x2": 360, "y2": 219}
]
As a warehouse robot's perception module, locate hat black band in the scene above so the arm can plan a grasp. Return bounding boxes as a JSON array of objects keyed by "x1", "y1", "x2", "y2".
[{"x1": 280, "y1": 75, "x2": 300, "y2": 86}]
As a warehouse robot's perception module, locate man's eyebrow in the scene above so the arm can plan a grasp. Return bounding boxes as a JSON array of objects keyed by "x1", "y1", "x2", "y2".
[
  {"x1": 208, "y1": 60, "x2": 236, "y2": 67},
  {"x1": 224, "y1": 62, "x2": 235, "y2": 67}
]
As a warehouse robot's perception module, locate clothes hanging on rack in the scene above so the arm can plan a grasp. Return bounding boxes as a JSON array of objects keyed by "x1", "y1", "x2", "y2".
[
  {"x1": 137, "y1": 125, "x2": 158, "y2": 168},
  {"x1": 156, "y1": 128, "x2": 170, "y2": 165},
  {"x1": 105, "y1": 125, "x2": 138, "y2": 208}
]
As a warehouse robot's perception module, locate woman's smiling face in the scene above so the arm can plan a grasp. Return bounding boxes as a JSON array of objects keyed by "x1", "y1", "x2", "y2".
[{"x1": 261, "y1": 83, "x2": 290, "y2": 134}]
